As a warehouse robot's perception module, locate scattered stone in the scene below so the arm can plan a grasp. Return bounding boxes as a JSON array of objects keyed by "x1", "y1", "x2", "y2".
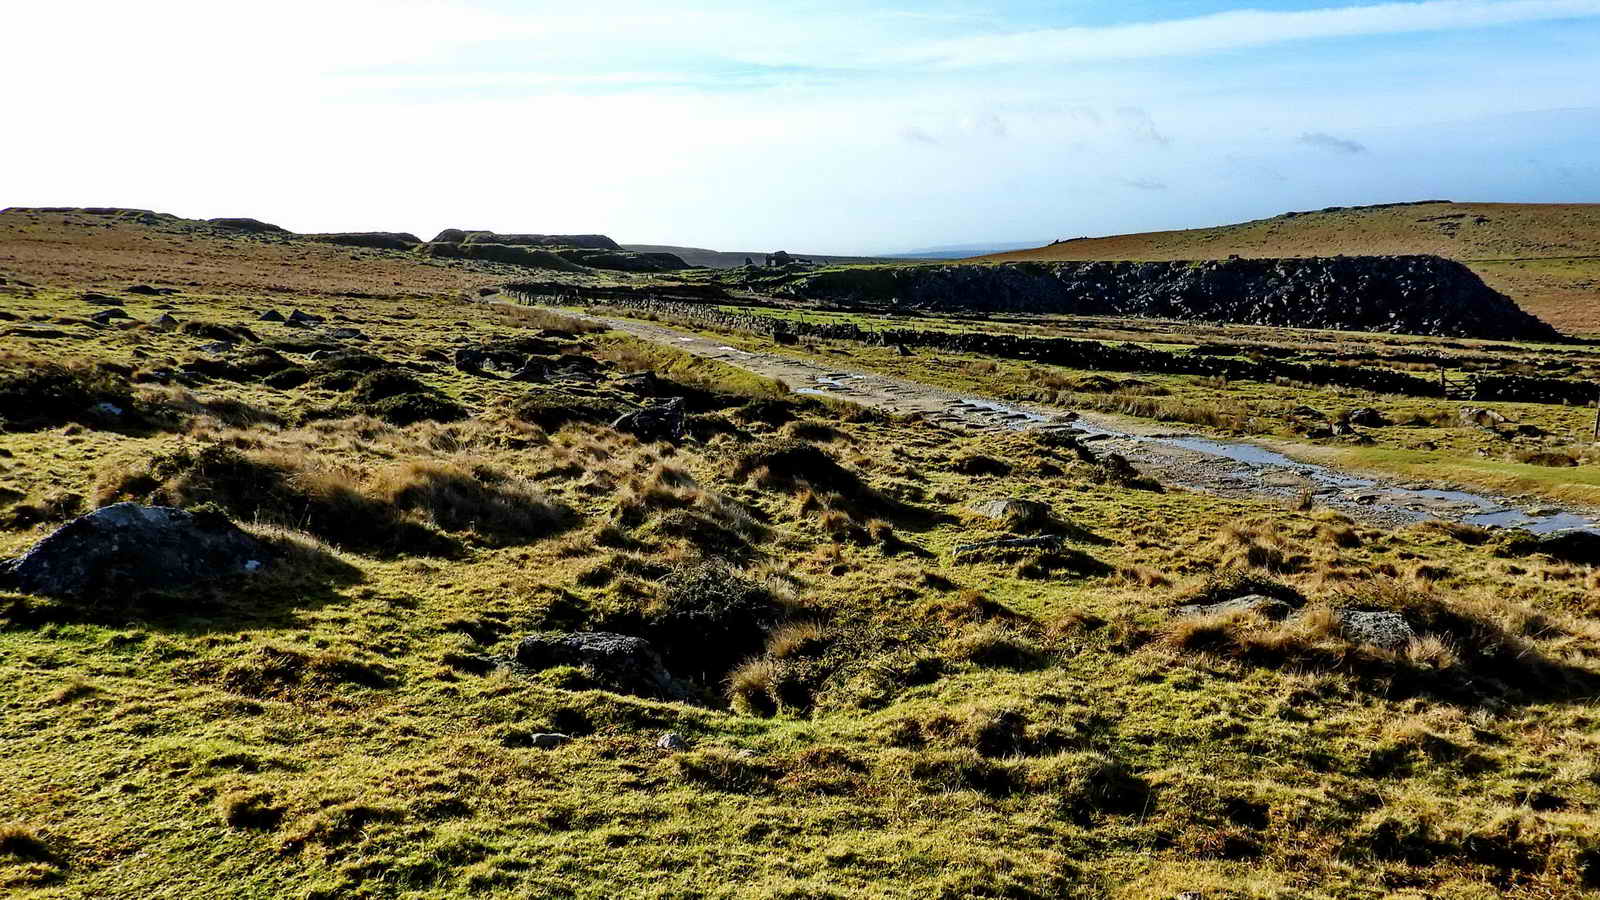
[
  {"x1": 151, "y1": 313, "x2": 179, "y2": 331},
  {"x1": 326, "y1": 327, "x2": 368, "y2": 341},
  {"x1": 258, "y1": 310, "x2": 286, "y2": 323},
  {"x1": 611, "y1": 397, "x2": 687, "y2": 443},
  {"x1": 126, "y1": 284, "x2": 177, "y2": 296},
  {"x1": 287, "y1": 310, "x2": 324, "y2": 326},
  {"x1": 0, "y1": 503, "x2": 268, "y2": 602},
  {"x1": 1337, "y1": 610, "x2": 1415, "y2": 651},
  {"x1": 515, "y1": 631, "x2": 684, "y2": 700},
  {"x1": 81, "y1": 292, "x2": 123, "y2": 306},
  {"x1": 895, "y1": 343, "x2": 912, "y2": 356},
  {"x1": 527, "y1": 733, "x2": 572, "y2": 750},
  {"x1": 4, "y1": 327, "x2": 71, "y2": 339},
  {"x1": 199, "y1": 341, "x2": 235, "y2": 355},
  {"x1": 1174, "y1": 594, "x2": 1294, "y2": 621},
  {"x1": 657, "y1": 731, "x2": 689, "y2": 752},
  {"x1": 88, "y1": 401, "x2": 125, "y2": 420}
]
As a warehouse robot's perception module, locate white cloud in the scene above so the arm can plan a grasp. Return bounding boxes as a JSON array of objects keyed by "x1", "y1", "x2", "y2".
[
  {"x1": 874, "y1": 0, "x2": 1600, "y2": 68},
  {"x1": 1300, "y1": 132, "x2": 1369, "y2": 154}
]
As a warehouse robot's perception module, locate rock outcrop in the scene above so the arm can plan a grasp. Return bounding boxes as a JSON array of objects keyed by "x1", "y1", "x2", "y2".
[
  {"x1": 771, "y1": 256, "x2": 1559, "y2": 341},
  {"x1": 1, "y1": 503, "x2": 267, "y2": 601},
  {"x1": 430, "y1": 229, "x2": 621, "y2": 250},
  {"x1": 207, "y1": 217, "x2": 289, "y2": 234},
  {"x1": 304, "y1": 232, "x2": 423, "y2": 251}
]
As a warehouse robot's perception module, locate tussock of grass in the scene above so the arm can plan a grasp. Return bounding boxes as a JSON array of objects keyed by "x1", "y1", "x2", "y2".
[
  {"x1": 0, "y1": 356, "x2": 138, "y2": 431},
  {"x1": 95, "y1": 442, "x2": 568, "y2": 555}
]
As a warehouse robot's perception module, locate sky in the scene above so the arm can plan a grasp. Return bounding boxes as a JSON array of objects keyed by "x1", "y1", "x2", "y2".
[{"x1": 4, "y1": 0, "x2": 1599, "y2": 254}]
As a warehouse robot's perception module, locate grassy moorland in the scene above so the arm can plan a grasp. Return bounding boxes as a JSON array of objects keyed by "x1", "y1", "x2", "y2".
[
  {"x1": 3, "y1": 210, "x2": 1600, "y2": 899},
  {"x1": 981, "y1": 201, "x2": 1600, "y2": 335}
]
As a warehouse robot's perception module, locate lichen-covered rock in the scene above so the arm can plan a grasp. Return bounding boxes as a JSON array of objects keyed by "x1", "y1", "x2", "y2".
[
  {"x1": 1, "y1": 503, "x2": 267, "y2": 602},
  {"x1": 515, "y1": 631, "x2": 685, "y2": 700},
  {"x1": 1338, "y1": 610, "x2": 1416, "y2": 651}
]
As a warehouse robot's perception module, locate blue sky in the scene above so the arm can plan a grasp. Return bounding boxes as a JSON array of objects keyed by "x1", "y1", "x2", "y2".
[{"x1": 6, "y1": 0, "x2": 1599, "y2": 253}]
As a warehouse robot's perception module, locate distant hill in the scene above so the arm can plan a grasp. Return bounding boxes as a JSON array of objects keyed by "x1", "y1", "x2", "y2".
[
  {"x1": 979, "y1": 201, "x2": 1600, "y2": 334},
  {"x1": 620, "y1": 244, "x2": 908, "y2": 268}
]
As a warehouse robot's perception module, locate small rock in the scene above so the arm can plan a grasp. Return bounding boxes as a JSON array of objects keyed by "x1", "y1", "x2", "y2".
[
  {"x1": 287, "y1": 310, "x2": 324, "y2": 325},
  {"x1": 967, "y1": 498, "x2": 1052, "y2": 529},
  {"x1": 528, "y1": 733, "x2": 572, "y2": 750},
  {"x1": 326, "y1": 327, "x2": 368, "y2": 341},
  {"x1": 515, "y1": 631, "x2": 685, "y2": 700},
  {"x1": 1346, "y1": 407, "x2": 1391, "y2": 427},
  {"x1": 509, "y1": 360, "x2": 546, "y2": 383},
  {"x1": 199, "y1": 341, "x2": 235, "y2": 354},
  {"x1": 89, "y1": 308, "x2": 131, "y2": 325},
  {"x1": 258, "y1": 310, "x2": 286, "y2": 323},
  {"x1": 611, "y1": 397, "x2": 687, "y2": 443},
  {"x1": 1174, "y1": 594, "x2": 1294, "y2": 620},
  {"x1": 1458, "y1": 407, "x2": 1510, "y2": 428},
  {"x1": 657, "y1": 732, "x2": 688, "y2": 752},
  {"x1": 1337, "y1": 610, "x2": 1415, "y2": 651},
  {"x1": 150, "y1": 313, "x2": 179, "y2": 331}
]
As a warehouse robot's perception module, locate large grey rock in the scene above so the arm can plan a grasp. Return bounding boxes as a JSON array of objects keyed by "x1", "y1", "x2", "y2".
[
  {"x1": 1337, "y1": 610, "x2": 1415, "y2": 651},
  {"x1": 515, "y1": 631, "x2": 685, "y2": 700},
  {"x1": 1, "y1": 503, "x2": 267, "y2": 602},
  {"x1": 1174, "y1": 594, "x2": 1294, "y2": 620}
]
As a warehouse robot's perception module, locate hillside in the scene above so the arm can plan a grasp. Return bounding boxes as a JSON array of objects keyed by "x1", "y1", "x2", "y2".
[{"x1": 982, "y1": 202, "x2": 1600, "y2": 334}]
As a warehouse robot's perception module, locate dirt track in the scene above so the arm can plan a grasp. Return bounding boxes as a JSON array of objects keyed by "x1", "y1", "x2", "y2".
[{"x1": 568, "y1": 308, "x2": 1600, "y2": 534}]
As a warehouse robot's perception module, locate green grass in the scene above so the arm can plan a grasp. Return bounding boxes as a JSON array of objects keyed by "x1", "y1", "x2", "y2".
[{"x1": 6, "y1": 240, "x2": 1600, "y2": 898}]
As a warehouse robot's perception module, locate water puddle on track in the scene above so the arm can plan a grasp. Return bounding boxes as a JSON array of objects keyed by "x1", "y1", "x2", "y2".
[{"x1": 1071, "y1": 422, "x2": 1599, "y2": 534}]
